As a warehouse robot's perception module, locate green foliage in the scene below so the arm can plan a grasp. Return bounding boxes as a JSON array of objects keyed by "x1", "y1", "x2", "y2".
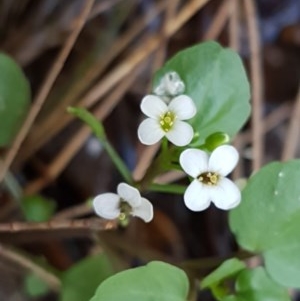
[
  {"x1": 60, "y1": 254, "x2": 114, "y2": 301},
  {"x1": 230, "y1": 160, "x2": 300, "y2": 288},
  {"x1": 201, "y1": 258, "x2": 246, "y2": 289},
  {"x1": 22, "y1": 195, "x2": 56, "y2": 222},
  {"x1": 90, "y1": 261, "x2": 189, "y2": 301},
  {"x1": 24, "y1": 273, "x2": 49, "y2": 297},
  {"x1": 222, "y1": 267, "x2": 290, "y2": 301},
  {"x1": 0, "y1": 53, "x2": 30, "y2": 146},
  {"x1": 154, "y1": 41, "x2": 250, "y2": 146}
]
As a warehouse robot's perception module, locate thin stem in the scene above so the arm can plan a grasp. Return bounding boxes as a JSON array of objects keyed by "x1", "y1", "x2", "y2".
[
  {"x1": 161, "y1": 137, "x2": 169, "y2": 155},
  {"x1": 3, "y1": 170, "x2": 23, "y2": 201},
  {"x1": 148, "y1": 183, "x2": 186, "y2": 194},
  {"x1": 102, "y1": 140, "x2": 133, "y2": 184}
]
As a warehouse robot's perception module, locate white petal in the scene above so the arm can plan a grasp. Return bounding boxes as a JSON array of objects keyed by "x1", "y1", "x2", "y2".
[
  {"x1": 165, "y1": 120, "x2": 194, "y2": 146},
  {"x1": 117, "y1": 183, "x2": 141, "y2": 207},
  {"x1": 168, "y1": 95, "x2": 197, "y2": 120},
  {"x1": 132, "y1": 197, "x2": 153, "y2": 222},
  {"x1": 140, "y1": 95, "x2": 168, "y2": 118},
  {"x1": 184, "y1": 180, "x2": 211, "y2": 211},
  {"x1": 167, "y1": 80, "x2": 185, "y2": 96},
  {"x1": 93, "y1": 193, "x2": 120, "y2": 219},
  {"x1": 154, "y1": 82, "x2": 166, "y2": 96},
  {"x1": 179, "y1": 148, "x2": 209, "y2": 178},
  {"x1": 138, "y1": 118, "x2": 165, "y2": 145},
  {"x1": 208, "y1": 145, "x2": 239, "y2": 176},
  {"x1": 210, "y1": 178, "x2": 241, "y2": 210}
]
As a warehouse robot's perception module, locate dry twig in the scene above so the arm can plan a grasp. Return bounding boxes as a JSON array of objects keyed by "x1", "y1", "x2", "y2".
[
  {"x1": 243, "y1": 0, "x2": 264, "y2": 171},
  {"x1": 282, "y1": 84, "x2": 300, "y2": 161},
  {"x1": 229, "y1": 0, "x2": 240, "y2": 51},
  {"x1": 0, "y1": 218, "x2": 116, "y2": 233},
  {"x1": 0, "y1": 244, "x2": 61, "y2": 292},
  {"x1": 203, "y1": 0, "x2": 231, "y2": 40}
]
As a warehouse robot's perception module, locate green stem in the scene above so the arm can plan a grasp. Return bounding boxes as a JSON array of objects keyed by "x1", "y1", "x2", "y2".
[
  {"x1": 3, "y1": 170, "x2": 23, "y2": 201},
  {"x1": 161, "y1": 137, "x2": 168, "y2": 155},
  {"x1": 102, "y1": 140, "x2": 133, "y2": 184},
  {"x1": 148, "y1": 183, "x2": 186, "y2": 194}
]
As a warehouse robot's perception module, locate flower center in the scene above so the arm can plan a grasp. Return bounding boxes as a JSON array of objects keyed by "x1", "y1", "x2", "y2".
[
  {"x1": 160, "y1": 111, "x2": 176, "y2": 132},
  {"x1": 118, "y1": 200, "x2": 132, "y2": 225},
  {"x1": 198, "y1": 172, "x2": 219, "y2": 186}
]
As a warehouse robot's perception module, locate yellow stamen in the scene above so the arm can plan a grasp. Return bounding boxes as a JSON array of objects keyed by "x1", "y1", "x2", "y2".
[
  {"x1": 159, "y1": 111, "x2": 176, "y2": 132},
  {"x1": 198, "y1": 172, "x2": 220, "y2": 186}
]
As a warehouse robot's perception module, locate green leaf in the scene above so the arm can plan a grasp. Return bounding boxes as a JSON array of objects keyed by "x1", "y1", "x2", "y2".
[
  {"x1": 201, "y1": 258, "x2": 246, "y2": 289},
  {"x1": 90, "y1": 261, "x2": 189, "y2": 301},
  {"x1": 222, "y1": 267, "x2": 291, "y2": 301},
  {"x1": 230, "y1": 160, "x2": 300, "y2": 288},
  {"x1": 154, "y1": 41, "x2": 251, "y2": 145},
  {"x1": 22, "y1": 195, "x2": 56, "y2": 222},
  {"x1": 0, "y1": 53, "x2": 30, "y2": 146},
  {"x1": 24, "y1": 273, "x2": 49, "y2": 297},
  {"x1": 67, "y1": 106, "x2": 106, "y2": 140},
  {"x1": 60, "y1": 254, "x2": 114, "y2": 301}
]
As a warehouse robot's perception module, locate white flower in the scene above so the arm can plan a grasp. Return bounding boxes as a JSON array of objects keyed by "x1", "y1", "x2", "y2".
[
  {"x1": 179, "y1": 145, "x2": 241, "y2": 211},
  {"x1": 154, "y1": 71, "x2": 185, "y2": 102},
  {"x1": 93, "y1": 183, "x2": 153, "y2": 223},
  {"x1": 137, "y1": 94, "x2": 196, "y2": 146}
]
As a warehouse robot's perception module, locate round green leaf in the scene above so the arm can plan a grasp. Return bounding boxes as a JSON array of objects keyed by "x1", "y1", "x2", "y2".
[
  {"x1": 60, "y1": 254, "x2": 114, "y2": 301},
  {"x1": 230, "y1": 160, "x2": 300, "y2": 288},
  {"x1": 222, "y1": 267, "x2": 290, "y2": 301},
  {"x1": 22, "y1": 195, "x2": 56, "y2": 222},
  {"x1": 154, "y1": 41, "x2": 250, "y2": 145},
  {"x1": 90, "y1": 261, "x2": 189, "y2": 301},
  {"x1": 201, "y1": 258, "x2": 246, "y2": 289},
  {"x1": 0, "y1": 53, "x2": 30, "y2": 146}
]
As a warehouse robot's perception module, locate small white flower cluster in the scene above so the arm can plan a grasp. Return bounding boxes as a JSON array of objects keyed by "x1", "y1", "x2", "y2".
[
  {"x1": 138, "y1": 72, "x2": 196, "y2": 147},
  {"x1": 92, "y1": 72, "x2": 241, "y2": 224}
]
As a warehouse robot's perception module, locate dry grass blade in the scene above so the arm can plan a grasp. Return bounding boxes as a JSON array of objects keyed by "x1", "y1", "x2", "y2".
[
  {"x1": 282, "y1": 84, "x2": 300, "y2": 161},
  {"x1": 203, "y1": 0, "x2": 231, "y2": 40},
  {"x1": 229, "y1": 0, "x2": 240, "y2": 51},
  {"x1": 0, "y1": 0, "x2": 96, "y2": 183},
  {"x1": 0, "y1": 218, "x2": 117, "y2": 233},
  {"x1": 243, "y1": 0, "x2": 264, "y2": 171},
  {"x1": 0, "y1": 244, "x2": 61, "y2": 292}
]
